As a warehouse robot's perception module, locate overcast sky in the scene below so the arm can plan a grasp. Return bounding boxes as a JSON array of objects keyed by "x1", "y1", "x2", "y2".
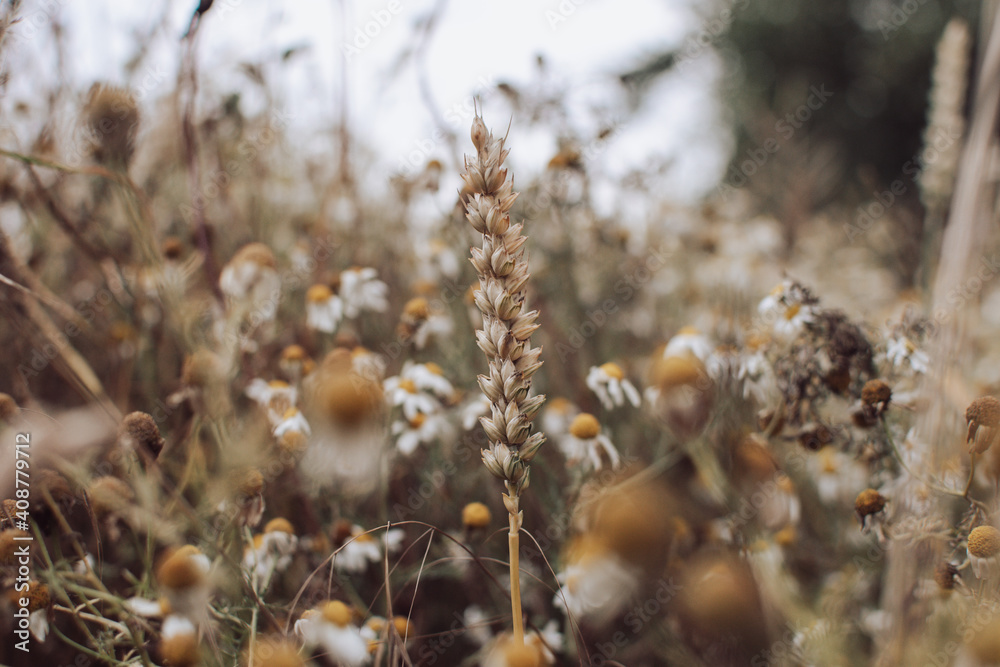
[{"x1": 2, "y1": 0, "x2": 731, "y2": 206}]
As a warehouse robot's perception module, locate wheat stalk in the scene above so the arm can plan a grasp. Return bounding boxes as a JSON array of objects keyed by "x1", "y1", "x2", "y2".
[{"x1": 462, "y1": 112, "x2": 545, "y2": 646}]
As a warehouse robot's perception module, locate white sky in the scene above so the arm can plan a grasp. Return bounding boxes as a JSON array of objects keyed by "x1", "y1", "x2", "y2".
[{"x1": 2, "y1": 0, "x2": 732, "y2": 206}]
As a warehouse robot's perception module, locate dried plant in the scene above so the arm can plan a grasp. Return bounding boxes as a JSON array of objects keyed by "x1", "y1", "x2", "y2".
[{"x1": 462, "y1": 112, "x2": 545, "y2": 646}]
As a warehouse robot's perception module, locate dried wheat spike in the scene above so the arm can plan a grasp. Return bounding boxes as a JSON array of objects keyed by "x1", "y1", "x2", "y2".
[{"x1": 462, "y1": 114, "x2": 545, "y2": 515}]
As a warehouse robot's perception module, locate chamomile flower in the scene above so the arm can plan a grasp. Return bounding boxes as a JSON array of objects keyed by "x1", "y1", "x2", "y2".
[
  {"x1": 279, "y1": 344, "x2": 315, "y2": 382},
  {"x1": 295, "y1": 601, "x2": 370, "y2": 667},
  {"x1": 560, "y1": 413, "x2": 621, "y2": 471},
  {"x1": 884, "y1": 335, "x2": 930, "y2": 374},
  {"x1": 553, "y1": 535, "x2": 639, "y2": 621},
  {"x1": 398, "y1": 296, "x2": 454, "y2": 350},
  {"x1": 586, "y1": 362, "x2": 641, "y2": 410},
  {"x1": 273, "y1": 407, "x2": 311, "y2": 440},
  {"x1": 332, "y1": 522, "x2": 404, "y2": 573},
  {"x1": 160, "y1": 614, "x2": 200, "y2": 667},
  {"x1": 246, "y1": 379, "x2": 298, "y2": 426},
  {"x1": 6, "y1": 582, "x2": 50, "y2": 642},
  {"x1": 384, "y1": 377, "x2": 439, "y2": 422},
  {"x1": 664, "y1": 326, "x2": 713, "y2": 363},
  {"x1": 968, "y1": 526, "x2": 1000, "y2": 579},
  {"x1": 219, "y1": 242, "x2": 281, "y2": 320},
  {"x1": 391, "y1": 411, "x2": 453, "y2": 455},
  {"x1": 243, "y1": 518, "x2": 298, "y2": 590},
  {"x1": 340, "y1": 267, "x2": 389, "y2": 318},
  {"x1": 462, "y1": 394, "x2": 492, "y2": 430},
  {"x1": 399, "y1": 361, "x2": 455, "y2": 399},
  {"x1": 156, "y1": 545, "x2": 212, "y2": 623},
  {"x1": 737, "y1": 347, "x2": 778, "y2": 405},
  {"x1": 758, "y1": 281, "x2": 816, "y2": 341},
  {"x1": 305, "y1": 283, "x2": 344, "y2": 333}
]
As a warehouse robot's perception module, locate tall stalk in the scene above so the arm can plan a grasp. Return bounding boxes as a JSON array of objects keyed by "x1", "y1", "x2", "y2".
[{"x1": 462, "y1": 113, "x2": 546, "y2": 645}]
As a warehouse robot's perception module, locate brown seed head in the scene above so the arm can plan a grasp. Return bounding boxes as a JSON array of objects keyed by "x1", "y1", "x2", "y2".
[
  {"x1": 861, "y1": 379, "x2": 892, "y2": 406},
  {"x1": 265, "y1": 517, "x2": 294, "y2": 535},
  {"x1": 854, "y1": 489, "x2": 886, "y2": 518},
  {"x1": 650, "y1": 355, "x2": 703, "y2": 390},
  {"x1": 968, "y1": 396, "x2": 1000, "y2": 430},
  {"x1": 157, "y1": 548, "x2": 206, "y2": 590},
  {"x1": 0, "y1": 393, "x2": 18, "y2": 421},
  {"x1": 322, "y1": 600, "x2": 352, "y2": 627},
  {"x1": 182, "y1": 349, "x2": 224, "y2": 388},
  {"x1": 462, "y1": 502, "x2": 491, "y2": 529},
  {"x1": 599, "y1": 362, "x2": 625, "y2": 380},
  {"x1": 88, "y1": 477, "x2": 135, "y2": 517},
  {"x1": 162, "y1": 237, "x2": 185, "y2": 260},
  {"x1": 403, "y1": 296, "x2": 430, "y2": 321},
  {"x1": 569, "y1": 413, "x2": 601, "y2": 439},
  {"x1": 84, "y1": 83, "x2": 139, "y2": 167},
  {"x1": 230, "y1": 242, "x2": 276, "y2": 270},
  {"x1": 119, "y1": 411, "x2": 164, "y2": 458},
  {"x1": 161, "y1": 629, "x2": 200, "y2": 667},
  {"x1": 0, "y1": 529, "x2": 30, "y2": 565},
  {"x1": 242, "y1": 638, "x2": 304, "y2": 667},
  {"x1": 969, "y1": 526, "x2": 1000, "y2": 559},
  {"x1": 934, "y1": 561, "x2": 958, "y2": 592},
  {"x1": 234, "y1": 468, "x2": 264, "y2": 497}
]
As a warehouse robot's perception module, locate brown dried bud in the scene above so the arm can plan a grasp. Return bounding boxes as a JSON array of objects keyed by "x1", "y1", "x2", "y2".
[
  {"x1": 119, "y1": 411, "x2": 165, "y2": 459},
  {"x1": 967, "y1": 396, "x2": 1000, "y2": 453},
  {"x1": 854, "y1": 488, "x2": 886, "y2": 520},
  {"x1": 934, "y1": 561, "x2": 959, "y2": 592},
  {"x1": 87, "y1": 476, "x2": 134, "y2": 517},
  {"x1": 861, "y1": 379, "x2": 892, "y2": 406},
  {"x1": 471, "y1": 115, "x2": 488, "y2": 153},
  {"x1": 0, "y1": 393, "x2": 18, "y2": 421}
]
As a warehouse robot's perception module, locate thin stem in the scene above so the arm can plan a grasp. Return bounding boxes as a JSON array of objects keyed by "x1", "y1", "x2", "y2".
[{"x1": 508, "y1": 509, "x2": 523, "y2": 645}]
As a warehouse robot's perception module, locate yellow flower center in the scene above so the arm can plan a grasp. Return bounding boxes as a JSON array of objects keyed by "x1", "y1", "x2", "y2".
[
  {"x1": 569, "y1": 413, "x2": 601, "y2": 439},
  {"x1": 599, "y1": 362, "x2": 624, "y2": 380}
]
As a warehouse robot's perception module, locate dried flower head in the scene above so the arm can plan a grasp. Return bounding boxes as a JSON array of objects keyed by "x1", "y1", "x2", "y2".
[
  {"x1": 160, "y1": 615, "x2": 200, "y2": 666},
  {"x1": 934, "y1": 561, "x2": 958, "y2": 593},
  {"x1": 118, "y1": 411, "x2": 165, "y2": 459},
  {"x1": 83, "y1": 83, "x2": 139, "y2": 168},
  {"x1": 462, "y1": 502, "x2": 492, "y2": 529},
  {"x1": 861, "y1": 379, "x2": 892, "y2": 409},
  {"x1": 242, "y1": 637, "x2": 305, "y2": 667},
  {"x1": 968, "y1": 526, "x2": 1000, "y2": 579},
  {"x1": 0, "y1": 392, "x2": 18, "y2": 421},
  {"x1": 966, "y1": 396, "x2": 1000, "y2": 454},
  {"x1": 854, "y1": 488, "x2": 887, "y2": 529},
  {"x1": 0, "y1": 529, "x2": 31, "y2": 565},
  {"x1": 87, "y1": 476, "x2": 135, "y2": 518}
]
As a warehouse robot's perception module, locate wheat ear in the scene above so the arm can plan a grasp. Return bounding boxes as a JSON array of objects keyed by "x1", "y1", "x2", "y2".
[{"x1": 462, "y1": 112, "x2": 546, "y2": 645}]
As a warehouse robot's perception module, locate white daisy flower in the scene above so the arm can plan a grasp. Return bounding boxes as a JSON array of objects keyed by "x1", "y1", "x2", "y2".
[
  {"x1": 554, "y1": 541, "x2": 639, "y2": 621},
  {"x1": 245, "y1": 379, "x2": 298, "y2": 426},
  {"x1": 885, "y1": 335, "x2": 930, "y2": 374},
  {"x1": 384, "y1": 376, "x2": 439, "y2": 422},
  {"x1": 391, "y1": 412, "x2": 453, "y2": 455},
  {"x1": 664, "y1": 326, "x2": 713, "y2": 363},
  {"x1": 219, "y1": 242, "x2": 281, "y2": 320},
  {"x1": 758, "y1": 281, "x2": 816, "y2": 341},
  {"x1": 295, "y1": 601, "x2": 370, "y2": 667},
  {"x1": 305, "y1": 283, "x2": 344, "y2": 333},
  {"x1": 334, "y1": 524, "x2": 404, "y2": 573},
  {"x1": 737, "y1": 350, "x2": 778, "y2": 405},
  {"x1": 340, "y1": 267, "x2": 389, "y2": 318},
  {"x1": 399, "y1": 361, "x2": 454, "y2": 399},
  {"x1": 461, "y1": 394, "x2": 492, "y2": 431},
  {"x1": 561, "y1": 413, "x2": 621, "y2": 471},
  {"x1": 243, "y1": 518, "x2": 298, "y2": 590},
  {"x1": 273, "y1": 407, "x2": 311, "y2": 439},
  {"x1": 586, "y1": 362, "x2": 641, "y2": 410},
  {"x1": 968, "y1": 526, "x2": 1000, "y2": 579}
]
